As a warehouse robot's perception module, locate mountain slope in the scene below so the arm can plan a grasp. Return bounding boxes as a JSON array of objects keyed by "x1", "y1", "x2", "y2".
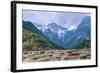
[
  {"x1": 23, "y1": 21, "x2": 64, "y2": 51},
  {"x1": 75, "y1": 40, "x2": 91, "y2": 49},
  {"x1": 67, "y1": 16, "x2": 91, "y2": 48},
  {"x1": 23, "y1": 21, "x2": 42, "y2": 34}
]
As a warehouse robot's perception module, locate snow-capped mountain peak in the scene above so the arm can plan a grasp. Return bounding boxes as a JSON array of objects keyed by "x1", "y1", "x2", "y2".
[
  {"x1": 33, "y1": 23, "x2": 48, "y2": 32},
  {"x1": 48, "y1": 23, "x2": 68, "y2": 33},
  {"x1": 58, "y1": 29, "x2": 65, "y2": 38},
  {"x1": 34, "y1": 22, "x2": 68, "y2": 38}
]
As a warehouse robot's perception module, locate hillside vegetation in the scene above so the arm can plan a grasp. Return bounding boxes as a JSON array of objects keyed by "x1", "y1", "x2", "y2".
[{"x1": 22, "y1": 21, "x2": 64, "y2": 51}]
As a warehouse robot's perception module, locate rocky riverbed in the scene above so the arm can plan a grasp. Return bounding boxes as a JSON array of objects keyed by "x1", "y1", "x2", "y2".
[{"x1": 22, "y1": 48, "x2": 91, "y2": 63}]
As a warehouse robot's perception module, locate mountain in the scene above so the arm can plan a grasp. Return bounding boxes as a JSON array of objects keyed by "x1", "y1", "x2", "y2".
[
  {"x1": 61, "y1": 16, "x2": 91, "y2": 48},
  {"x1": 23, "y1": 21, "x2": 42, "y2": 34},
  {"x1": 68, "y1": 16, "x2": 91, "y2": 48},
  {"x1": 23, "y1": 16, "x2": 91, "y2": 49},
  {"x1": 76, "y1": 16, "x2": 91, "y2": 39},
  {"x1": 48, "y1": 23, "x2": 68, "y2": 32},
  {"x1": 40, "y1": 16, "x2": 91, "y2": 49},
  {"x1": 44, "y1": 23, "x2": 68, "y2": 47},
  {"x1": 22, "y1": 21, "x2": 64, "y2": 51}
]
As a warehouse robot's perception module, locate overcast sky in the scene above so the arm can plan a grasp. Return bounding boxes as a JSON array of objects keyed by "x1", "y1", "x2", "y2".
[{"x1": 23, "y1": 10, "x2": 90, "y2": 30}]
